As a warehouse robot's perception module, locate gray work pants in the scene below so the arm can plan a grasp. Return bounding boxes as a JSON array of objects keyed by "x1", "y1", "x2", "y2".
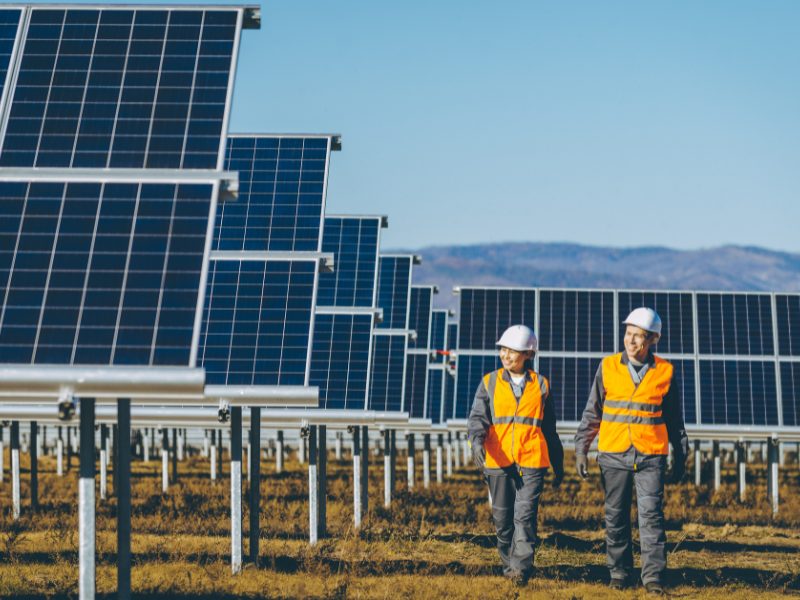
[
  {"x1": 486, "y1": 468, "x2": 545, "y2": 576},
  {"x1": 600, "y1": 457, "x2": 667, "y2": 584}
]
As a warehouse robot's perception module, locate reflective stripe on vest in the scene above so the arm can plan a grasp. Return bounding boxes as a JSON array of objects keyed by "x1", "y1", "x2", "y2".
[
  {"x1": 482, "y1": 368, "x2": 550, "y2": 469},
  {"x1": 598, "y1": 353, "x2": 672, "y2": 455}
]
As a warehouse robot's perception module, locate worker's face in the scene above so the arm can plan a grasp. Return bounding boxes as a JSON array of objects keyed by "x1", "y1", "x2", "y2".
[
  {"x1": 499, "y1": 346, "x2": 532, "y2": 375},
  {"x1": 623, "y1": 325, "x2": 658, "y2": 363}
]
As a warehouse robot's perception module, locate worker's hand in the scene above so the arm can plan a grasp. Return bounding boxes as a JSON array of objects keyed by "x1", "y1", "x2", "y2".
[
  {"x1": 552, "y1": 470, "x2": 564, "y2": 489},
  {"x1": 575, "y1": 454, "x2": 589, "y2": 480},
  {"x1": 470, "y1": 440, "x2": 486, "y2": 470},
  {"x1": 669, "y1": 460, "x2": 685, "y2": 484}
]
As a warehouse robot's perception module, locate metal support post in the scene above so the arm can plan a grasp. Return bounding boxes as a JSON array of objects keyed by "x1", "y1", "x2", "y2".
[
  {"x1": 308, "y1": 426, "x2": 318, "y2": 545},
  {"x1": 246, "y1": 441, "x2": 250, "y2": 482},
  {"x1": 111, "y1": 424, "x2": 118, "y2": 497},
  {"x1": 0, "y1": 425, "x2": 4, "y2": 484},
  {"x1": 694, "y1": 440, "x2": 702, "y2": 486},
  {"x1": 249, "y1": 407, "x2": 261, "y2": 565},
  {"x1": 767, "y1": 437, "x2": 779, "y2": 515},
  {"x1": 352, "y1": 426, "x2": 362, "y2": 528},
  {"x1": 423, "y1": 434, "x2": 431, "y2": 489},
  {"x1": 56, "y1": 427, "x2": 63, "y2": 477},
  {"x1": 217, "y1": 429, "x2": 224, "y2": 477},
  {"x1": 11, "y1": 421, "x2": 20, "y2": 520},
  {"x1": 276, "y1": 430, "x2": 284, "y2": 473},
  {"x1": 713, "y1": 441, "x2": 721, "y2": 492},
  {"x1": 360, "y1": 425, "x2": 369, "y2": 516},
  {"x1": 446, "y1": 432, "x2": 453, "y2": 477},
  {"x1": 30, "y1": 421, "x2": 38, "y2": 509},
  {"x1": 335, "y1": 431, "x2": 342, "y2": 460},
  {"x1": 177, "y1": 428, "x2": 184, "y2": 462},
  {"x1": 454, "y1": 432, "x2": 462, "y2": 468},
  {"x1": 736, "y1": 441, "x2": 746, "y2": 502},
  {"x1": 406, "y1": 432, "x2": 415, "y2": 489},
  {"x1": 210, "y1": 430, "x2": 217, "y2": 481},
  {"x1": 299, "y1": 433, "x2": 307, "y2": 464},
  {"x1": 462, "y1": 435, "x2": 469, "y2": 466},
  {"x1": 79, "y1": 399, "x2": 95, "y2": 600},
  {"x1": 231, "y1": 407, "x2": 243, "y2": 574},
  {"x1": 100, "y1": 424, "x2": 108, "y2": 500},
  {"x1": 317, "y1": 425, "x2": 327, "y2": 540},
  {"x1": 117, "y1": 399, "x2": 131, "y2": 600},
  {"x1": 161, "y1": 428, "x2": 169, "y2": 494},
  {"x1": 436, "y1": 433, "x2": 443, "y2": 484},
  {"x1": 171, "y1": 428, "x2": 178, "y2": 484},
  {"x1": 67, "y1": 425, "x2": 73, "y2": 471},
  {"x1": 203, "y1": 429, "x2": 209, "y2": 458},
  {"x1": 390, "y1": 429, "x2": 397, "y2": 493},
  {"x1": 383, "y1": 428, "x2": 391, "y2": 508}
]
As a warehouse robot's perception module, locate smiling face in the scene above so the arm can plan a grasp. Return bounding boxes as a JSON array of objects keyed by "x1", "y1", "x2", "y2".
[
  {"x1": 623, "y1": 325, "x2": 658, "y2": 363},
  {"x1": 499, "y1": 346, "x2": 532, "y2": 375}
]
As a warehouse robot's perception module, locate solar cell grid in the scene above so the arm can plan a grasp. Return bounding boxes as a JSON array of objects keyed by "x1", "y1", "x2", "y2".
[
  {"x1": 407, "y1": 286, "x2": 432, "y2": 349},
  {"x1": 375, "y1": 255, "x2": 412, "y2": 330},
  {"x1": 309, "y1": 312, "x2": 372, "y2": 410},
  {"x1": 537, "y1": 356, "x2": 599, "y2": 423},
  {"x1": 538, "y1": 289, "x2": 614, "y2": 353},
  {"x1": 776, "y1": 294, "x2": 800, "y2": 357},
  {"x1": 316, "y1": 216, "x2": 380, "y2": 308},
  {"x1": 0, "y1": 179, "x2": 214, "y2": 367},
  {"x1": 429, "y1": 310, "x2": 447, "y2": 363},
  {"x1": 368, "y1": 333, "x2": 406, "y2": 412},
  {"x1": 780, "y1": 362, "x2": 800, "y2": 427},
  {"x1": 696, "y1": 293, "x2": 774, "y2": 356},
  {"x1": 458, "y1": 288, "x2": 535, "y2": 351},
  {"x1": 454, "y1": 353, "x2": 500, "y2": 419},
  {"x1": 198, "y1": 259, "x2": 316, "y2": 386},
  {"x1": 404, "y1": 352, "x2": 428, "y2": 418},
  {"x1": 216, "y1": 136, "x2": 330, "y2": 252},
  {"x1": 617, "y1": 291, "x2": 694, "y2": 355},
  {"x1": 426, "y1": 367, "x2": 443, "y2": 423},
  {"x1": 1, "y1": 7, "x2": 240, "y2": 169},
  {"x1": 698, "y1": 359, "x2": 778, "y2": 426},
  {"x1": 0, "y1": 9, "x2": 20, "y2": 100}
]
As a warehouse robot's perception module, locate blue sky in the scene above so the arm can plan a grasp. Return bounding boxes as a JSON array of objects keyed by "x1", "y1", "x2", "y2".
[{"x1": 228, "y1": 1, "x2": 800, "y2": 252}]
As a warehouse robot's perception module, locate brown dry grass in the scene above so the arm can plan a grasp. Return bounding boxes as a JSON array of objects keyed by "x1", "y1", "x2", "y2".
[{"x1": 1, "y1": 444, "x2": 799, "y2": 599}]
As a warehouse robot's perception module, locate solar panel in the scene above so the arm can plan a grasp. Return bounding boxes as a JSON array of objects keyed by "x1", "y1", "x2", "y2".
[
  {"x1": 537, "y1": 356, "x2": 600, "y2": 423},
  {"x1": 617, "y1": 291, "x2": 694, "y2": 355},
  {"x1": 699, "y1": 359, "x2": 778, "y2": 426},
  {"x1": 368, "y1": 333, "x2": 406, "y2": 413},
  {"x1": 375, "y1": 255, "x2": 412, "y2": 330},
  {"x1": 780, "y1": 362, "x2": 800, "y2": 427},
  {"x1": 454, "y1": 353, "x2": 500, "y2": 419},
  {"x1": 442, "y1": 322, "x2": 457, "y2": 421},
  {"x1": 429, "y1": 310, "x2": 447, "y2": 363},
  {"x1": 696, "y1": 292, "x2": 774, "y2": 356},
  {"x1": 1, "y1": 7, "x2": 243, "y2": 169},
  {"x1": 775, "y1": 294, "x2": 800, "y2": 356},
  {"x1": 538, "y1": 289, "x2": 614, "y2": 353},
  {"x1": 316, "y1": 216, "x2": 381, "y2": 308},
  {"x1": 216, "y1": 136, "x2": 334, "y2": 252},
  {"x1": 426, "y1": 367, "x2": 443, "y2": 423},
  {"x1": 0, "y1": 179, "x2": 217, "y2": 367},
  {"x1": 404, "y1": 353, "x2": 428, "y2": 419},
  {"x1": 198, "y1": 259, "x2": 317, "y2": 386},
  {"x1": 0, "y1": 9, "x2": 20, "y2": 100},
  {"x1": 458, "y1": 287, "x2": 535, "y2": 351},
  {"x1": 309, "y1": 312, "x2": 372, "y2": 410}
]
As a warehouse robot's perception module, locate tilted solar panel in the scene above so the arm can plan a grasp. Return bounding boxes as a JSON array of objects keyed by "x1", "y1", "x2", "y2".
[
  {"x1": 404, "y1": 353, "x2": 428, "y2": 418},
  {"x1": 698, "y1": 359, "x2": 778, "y2": 426},
  {"x1": 0, "y1": 179, "x2": 216, "y2": 366},
  {"x1": 696, "y1": 292, "x2": 774, "y2": 356},
  {"x1": 780, "y1": 362, "x2": 800, "y2": 427},
  {"x1": 0, "y1": 9, "x2": 20, "y2": 98},
  {"x1": 442, "y1": 322, "x2": 457, "y2": 421},
  {"x1": 538, "y1": 289, "x2": 614, "y2": 353},
  {"x1": 368, "y1": 333, "x2": 406, "y2": 413},
  {"x1": 537, "y1": 356, "x2": 600, "y2": 423},
  {"x1": 375, "y1": 255, "x2": 412, "y2": 330},
  {"x1": 454, "y1": 353, "x2": 500, "y2": 419},
  {"x1": 1, "y1": 7, "x2": 242, "y2": 169},
  {"x1": 216, "y1": 136, "x2": 332, "y2": 252},
  {"x1": 617, "y1": 291, "x2": 694, "y2": 355},
  {"x1": 309, "y1": 312, "x2": 372, "y2": 410},
  {"x1": 775, "y1": 294, "x2": 800, "y2": 357},
  {"x1": 458, "y1": 287, "x2": 535, "y2": 351},
  {"x1": 426, "y1": 367, "x2": 443, "y2": 423},
  {"x1": 317, "y1": 216, "x2": 381, "y2": 308},
  {"x1": 198, "y1": 259, "x2": 316, "y2": 386},
  {"x1": 429, "y1": 310, "x2": 447, "y2": 363},
  {"x1": 408, "y1": 286, "x2": 433, "y2": 350}
]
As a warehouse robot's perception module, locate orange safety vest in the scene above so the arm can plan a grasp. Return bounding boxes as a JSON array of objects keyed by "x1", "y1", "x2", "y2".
[
  {"x1": 598, "y1": 353, "x2": 672, "y2": 455},
  {"x1": 482, "y1": 368, "x2": 551, "y2": 469}
]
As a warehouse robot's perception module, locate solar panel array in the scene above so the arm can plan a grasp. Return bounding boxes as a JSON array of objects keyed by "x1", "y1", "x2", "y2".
[
  {"x1": 198, "y1": 135, "x2": 335, "y2": 386},
  {"x1": 425, "y1": 309, "x2": 448, "y2": 423},
  {"x1": 403, "y1": 286, "x2": 435, "y2": 419},
  {"x1": 369, "y1": 255, "x2": 415, "y2": 413},
  {"x1": 452, "y1": 286, "x2": 800, "y2": 431},
  {"x1": 311, "y1": 215, "x2": 383, "y2": 410},
  {"x1": 0, "y1": 5, "x2": 251, "y2": 372}
]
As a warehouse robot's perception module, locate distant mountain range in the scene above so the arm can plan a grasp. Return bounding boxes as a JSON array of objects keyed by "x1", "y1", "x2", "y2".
[{"x1": 396, "y1": 243, "x2": 800, "y2": 310}]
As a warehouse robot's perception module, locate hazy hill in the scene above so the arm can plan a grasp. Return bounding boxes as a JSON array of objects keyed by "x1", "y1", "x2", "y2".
[{"x1": 398, "y1": 243, "x2": 800, "y2": 310}]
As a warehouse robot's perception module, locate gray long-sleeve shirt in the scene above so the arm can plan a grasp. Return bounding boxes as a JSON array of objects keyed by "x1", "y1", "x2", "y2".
[
  {"x1": 467, "y1": 369, "x2": 564, "y2": 477},
  {"x1": 573, "y1": 352, "x2": 689, "y2": 465}
]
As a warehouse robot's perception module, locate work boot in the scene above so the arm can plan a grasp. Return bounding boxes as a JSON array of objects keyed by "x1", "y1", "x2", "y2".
[
  {"x1": 506, "y1": 570, "x2": 529, "y2": 587},
  {"x1": 644, "y1": 581, "x2": 665, "y2": 595},
  {"x1": 609, "y1": 577, "x2": 628, "y2": 590}
]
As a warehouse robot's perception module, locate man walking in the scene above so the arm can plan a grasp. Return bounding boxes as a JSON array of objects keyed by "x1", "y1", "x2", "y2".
[
  {"x1": 468, "y1": 325, "x2": 564, "y2": 586},
  {"x1": 574, "y1": 307, "x2": 688, "y2": 594}
]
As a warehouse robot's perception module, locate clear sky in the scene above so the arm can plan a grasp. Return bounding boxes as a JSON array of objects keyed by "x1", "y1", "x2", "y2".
[{"x1": 227, "y1": 1, "x2": 800, "y2": 252}]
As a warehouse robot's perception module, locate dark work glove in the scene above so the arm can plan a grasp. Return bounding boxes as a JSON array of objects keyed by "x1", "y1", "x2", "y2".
[
  {"x1": 552, "y1": 469, "x2": 564, "y2": 489},
  {"x1": 469, "y1": 439, "x2": 485, "y2": 470},
  {"x1": 576, "y1": 453, "x2": 589, "y2": 480},
  {"x1": 669, "y1": 458, "x2": 685, "y2": 484}
]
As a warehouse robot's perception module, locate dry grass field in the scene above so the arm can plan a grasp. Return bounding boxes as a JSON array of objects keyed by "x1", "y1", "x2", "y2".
[{"x1": 1, "y1": 442, "x2": 800, "y2": 599}]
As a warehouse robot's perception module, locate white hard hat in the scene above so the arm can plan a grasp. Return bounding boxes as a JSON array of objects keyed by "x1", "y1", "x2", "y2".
[
  {"x1": 623, "y1": 307, "x2": 662, "y2": 335},
  {"x1": 496, "y1": 325, "x2": 538, "y2": 352}
]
